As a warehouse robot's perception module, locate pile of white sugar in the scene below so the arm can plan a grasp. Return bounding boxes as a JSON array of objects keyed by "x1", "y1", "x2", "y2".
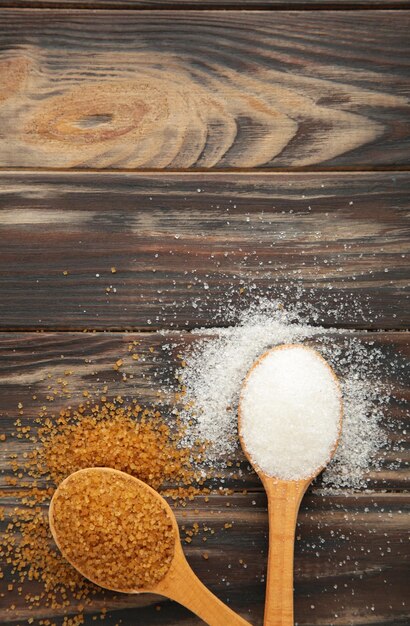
[
  {"x1": 174, "y1": 299, "x2": 393, "y2": 491},
  {"x1": 240, "y1": 346, "x2": 341, "y2": 481}
]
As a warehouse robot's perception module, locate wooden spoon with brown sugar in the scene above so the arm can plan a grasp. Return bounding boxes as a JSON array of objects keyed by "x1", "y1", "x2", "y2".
[{"x1": 49, "y1": 467, "x2": 251, "y2": 626}]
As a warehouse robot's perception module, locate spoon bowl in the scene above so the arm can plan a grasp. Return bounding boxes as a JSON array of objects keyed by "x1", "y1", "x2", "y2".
[
  {"x1": 238, "y1": 344, "x2": 343, "y2": 626},
  {"x1": 50, "y1": 467, "x2": 251, "y2": 626}
]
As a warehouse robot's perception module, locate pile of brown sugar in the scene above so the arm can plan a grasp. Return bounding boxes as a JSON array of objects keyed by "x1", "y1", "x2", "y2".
[
  {"x1": 1, "y1": 396, "x2": 206, "y2": 620},
  {"x1": 33, "y1": 398, "x2": 199, "y2": 490},
  {"x1": 51, "y1": 469, "x2": 175, "y2": 592}
]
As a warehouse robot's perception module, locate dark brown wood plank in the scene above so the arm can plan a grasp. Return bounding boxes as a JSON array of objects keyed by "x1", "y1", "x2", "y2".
[
  {"x1": 3, "y1": 0, "x2": 410, "y2": 7},
  {"x1": 0, "y1": 172, "x2": 409, "y2": 330},
  {"x1": 1, "y1": 490, "x2": 408, "y2": 625},
  {"x1": 0, "y1": 331, "x2": 408, "y2": 624},
  {"x1": 0, "y1": 10, "x2": 409, "y2": 169},
  {"x1": 0, "y1": 331, "x2": 408, "y2": 492}
]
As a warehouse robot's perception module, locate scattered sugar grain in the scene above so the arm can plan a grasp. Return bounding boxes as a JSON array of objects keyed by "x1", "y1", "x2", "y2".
[
  {"x1": 177, "y1": 299, "x2": 392, "y2": 490},
  {"x1": 36, "y1": 400, "x2": 196, "y2": 490}
]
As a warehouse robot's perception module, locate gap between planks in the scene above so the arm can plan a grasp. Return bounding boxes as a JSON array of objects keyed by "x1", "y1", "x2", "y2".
[
  {"x1": 2, "y1": 2, "x2": 410, "y2": 9},
  {"x1": 1, "y1": 166, "x2": 410, "y2": 174},
  {"x1": 1, "y1": 327, "x2": 410, "y2": 333}
]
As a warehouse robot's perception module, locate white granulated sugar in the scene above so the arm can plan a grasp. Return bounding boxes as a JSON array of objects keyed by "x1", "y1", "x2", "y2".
[
  {"x1": 177, "y1": 299, "x2": 391, "y2": 491},
  {"x1": 240, "y1": 346, "x2": 341, "y2": 481}
]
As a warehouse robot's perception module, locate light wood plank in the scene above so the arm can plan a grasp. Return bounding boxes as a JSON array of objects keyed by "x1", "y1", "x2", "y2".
[{"x1": 0, "y1": 10, "x2": 409, "y2": 169}]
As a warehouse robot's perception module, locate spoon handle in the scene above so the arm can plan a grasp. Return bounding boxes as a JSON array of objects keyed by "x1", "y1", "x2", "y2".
[
  {"x1": 157, "y1": 547, "x2": 252, "y2": 626},
  {"x1": 262, "y1": 477, "x2": 310, "y2": 626}
]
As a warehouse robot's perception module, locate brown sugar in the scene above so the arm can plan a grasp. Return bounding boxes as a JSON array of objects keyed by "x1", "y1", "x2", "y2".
[
  {"x1": 51, "y1": 469, "x2": 175, "y2": 591},
  {"x1": 35, "y1": 400, "x2": 196, "y2": 490},
  {"x1": 0, "y1": 396, "x2": 205, "y2": 619}
]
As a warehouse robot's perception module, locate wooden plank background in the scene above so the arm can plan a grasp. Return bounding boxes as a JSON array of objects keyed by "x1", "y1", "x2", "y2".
[
  {"x1": 0, "y1": 172, "x2": 409, "y2": 331},
  {"x1": 3, "y1": 1, "x2": 410, "y2": 8},
  {"x1": 1, "y1": 492, "x2": 408, "y2": 625},
  {"x1": 0, "y1": 332, "x2": 409, "y2": 625},
  {"x1": 0, "y1": 2, "x2": 409, "y2": 626},
  {"x1": 0, "y1": 11, "x2": 409, "y2": 169},
  {"x1": 0, "y1": 331, "x2": 408, "y2": 491}
]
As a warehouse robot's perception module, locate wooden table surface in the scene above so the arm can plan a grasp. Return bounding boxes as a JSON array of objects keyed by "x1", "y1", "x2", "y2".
[{"x1": 0, "y1": 3, "x2": 409, "y2": 626}]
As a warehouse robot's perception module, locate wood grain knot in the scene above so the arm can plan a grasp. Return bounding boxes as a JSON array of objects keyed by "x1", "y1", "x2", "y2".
[
  {"x1": 26, "y1": 82, "x2": 156, "y2": 144},
  {"x1": 23, "y1": 77, "x2": 233, "y2": 168}
]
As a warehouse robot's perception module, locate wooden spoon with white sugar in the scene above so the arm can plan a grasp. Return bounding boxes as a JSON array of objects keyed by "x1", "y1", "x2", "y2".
[{"x1": 238, "y1": 344, "x2": 343, "y2": 626}]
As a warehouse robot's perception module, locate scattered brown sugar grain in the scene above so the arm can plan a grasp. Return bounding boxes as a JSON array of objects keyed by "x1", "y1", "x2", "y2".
[
  {"x1": 34, "y1": 399, "x2": 198, "y2": 490},
  {"x1": 51, "y1": 469, "x2": 175, "y2": 591}
]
